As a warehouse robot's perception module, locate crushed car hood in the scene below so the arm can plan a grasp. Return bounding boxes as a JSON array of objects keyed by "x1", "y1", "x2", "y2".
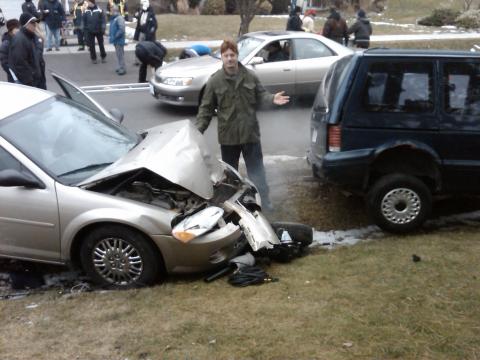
[{"x1": 80, "y1": 120, "x2": 223, "y2": 199}]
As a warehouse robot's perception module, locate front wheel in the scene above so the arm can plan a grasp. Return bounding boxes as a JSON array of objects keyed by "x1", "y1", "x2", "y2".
[
  {"x1": 366, "y1": 174, "x2": 432, "y2": 233},
  {"x1": 80, "y1": 225, "x2": 161, "y2": 288}
]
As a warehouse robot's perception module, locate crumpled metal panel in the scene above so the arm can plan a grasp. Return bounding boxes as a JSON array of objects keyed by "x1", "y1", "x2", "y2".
[{"x1": 80, "y1": 120, "x2": 223, "y2": 199}]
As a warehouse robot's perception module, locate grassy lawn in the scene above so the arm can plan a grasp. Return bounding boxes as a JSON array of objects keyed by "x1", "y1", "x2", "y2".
[{"x1": 1, "y1": 228, "x2": 479, "y2": 359}]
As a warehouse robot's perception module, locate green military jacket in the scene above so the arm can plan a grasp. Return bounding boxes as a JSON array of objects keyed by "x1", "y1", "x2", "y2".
[{"x1": 196, "y1": 63, "x2": 274, "y2": 145}]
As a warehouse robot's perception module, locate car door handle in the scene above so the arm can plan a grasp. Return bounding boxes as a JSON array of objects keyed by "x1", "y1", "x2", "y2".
[{"x1": 283, "y1": 68, "x2": 292, "y2": 72}]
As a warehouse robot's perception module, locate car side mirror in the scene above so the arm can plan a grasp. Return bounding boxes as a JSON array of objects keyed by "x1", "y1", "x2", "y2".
[
  {"x1": 109, "y1": 108, "x2": 124, "y2": 124},
  {"x1": 0, "y1": 169, "x2": 45, "y2": 189},
  {"x1": 249, "y1": 57, "x2": 264, "y2": 66}
]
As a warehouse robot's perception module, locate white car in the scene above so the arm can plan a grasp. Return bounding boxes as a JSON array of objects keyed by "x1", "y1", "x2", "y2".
[{"x1": 150, "y1": 31, "x2": 353, "y2": 106}]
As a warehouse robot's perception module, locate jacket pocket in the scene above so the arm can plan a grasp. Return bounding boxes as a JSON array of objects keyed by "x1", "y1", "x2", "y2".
[{"x1": 243, "y1": 81, "x2": 256, "y2": 105}]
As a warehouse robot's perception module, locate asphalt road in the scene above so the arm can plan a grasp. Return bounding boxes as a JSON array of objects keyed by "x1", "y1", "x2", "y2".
[{"x1": 0, "y1": 51, "x2": 312, "y2": 158}]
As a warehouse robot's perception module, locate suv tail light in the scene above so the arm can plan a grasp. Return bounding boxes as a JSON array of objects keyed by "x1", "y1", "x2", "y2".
[{"x1": 328, "y1": 125, "x2": 341, "y2": 152}]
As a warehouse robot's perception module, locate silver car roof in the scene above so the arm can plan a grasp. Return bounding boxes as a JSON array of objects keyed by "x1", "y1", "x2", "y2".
[{"x1": 0, "y1": 82, "x2": 54, "y2": 120}]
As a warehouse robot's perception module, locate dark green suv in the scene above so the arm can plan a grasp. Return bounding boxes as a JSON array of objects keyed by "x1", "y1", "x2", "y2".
[{"x1": 308, "y1": 49, "x2": 480, "y2": 233}]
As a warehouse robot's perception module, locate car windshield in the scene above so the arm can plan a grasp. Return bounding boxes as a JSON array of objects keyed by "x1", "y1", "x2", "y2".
[
  {"x1": 212, "y1": 36, "x2": 263, "y2": 62},
  {"x1": 314, "y1": 54, "x2": 354, "y2": 110},
  {"x1": 0, "y1": 96, "x2": 138, "y2": 185}
]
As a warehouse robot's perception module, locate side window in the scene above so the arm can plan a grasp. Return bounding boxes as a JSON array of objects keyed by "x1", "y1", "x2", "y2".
[
  {"x1": 293, "y1": 38, "x2": 334, "y2": 60},
  {"x1": 256, "y1": 40, "x2": 291, "y2": 62},
  {"x1": 443, "y1": 61, "x2": 480, "y2": 116},
  {"x1": 361, "y1": 61, "x2": 434, "y2": 113},
  {"x1": 0, "y1": 146, "x2": 24, "y2": 172}
]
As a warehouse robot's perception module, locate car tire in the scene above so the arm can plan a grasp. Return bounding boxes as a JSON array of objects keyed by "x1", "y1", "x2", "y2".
[
  {"x1": 366, "y1": 173, "x2": 432, "y2": 233},
  {"x1": 80, "y1": 225, "x2": 161, "y2": 288},
  {"x1": 270, "y1": 221, "x2": 313, "y2": 248}
]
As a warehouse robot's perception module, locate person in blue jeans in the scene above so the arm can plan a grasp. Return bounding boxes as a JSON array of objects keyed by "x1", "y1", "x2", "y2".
[
  {"x1": 39, "y1": 0, "x2": 65, "y2": 51},
  {"x1": 109, "y1": 5, "x2": 126, "y2": 75}
]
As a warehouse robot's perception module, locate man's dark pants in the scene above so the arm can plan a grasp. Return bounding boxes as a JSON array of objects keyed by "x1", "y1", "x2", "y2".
[
  {"x1": 139, "y1": 62, "x2": 162, "y2": 83},
  {"x1": 76, "y1": 28, "x2": 85, "y2": 47},
  {"x1": 88, "y1": 32, "x2": 106, "y2": 60},
  {"x1": 220, "y1": 142, "x2": 270, "y2": 203}
]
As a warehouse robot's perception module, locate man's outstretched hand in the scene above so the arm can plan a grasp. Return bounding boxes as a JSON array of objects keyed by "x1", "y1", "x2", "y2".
[{"x1": 273, "y1": 91, "x2": 290, "y2": 105}]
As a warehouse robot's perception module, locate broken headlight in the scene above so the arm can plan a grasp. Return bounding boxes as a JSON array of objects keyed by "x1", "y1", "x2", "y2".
[{"x1": 172, "y1": 206, "x2": 224, "y2": 243}]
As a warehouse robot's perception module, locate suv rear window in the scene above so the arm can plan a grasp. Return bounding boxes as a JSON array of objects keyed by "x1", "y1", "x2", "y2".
[
  {"x1": 443, "y1": 61, "x2": 480, "y2": 115},
  {"x1": 362, "y1": 62, "x2": 434, "y2": 113}
]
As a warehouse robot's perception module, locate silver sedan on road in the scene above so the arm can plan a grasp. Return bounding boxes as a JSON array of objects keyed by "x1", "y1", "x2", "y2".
[
  {"x1": 149, "y1": 31, "x2": 353, "y2": 106},
  {"x1": 0, "y1": 74, "x2": 293, "y2": 288}
]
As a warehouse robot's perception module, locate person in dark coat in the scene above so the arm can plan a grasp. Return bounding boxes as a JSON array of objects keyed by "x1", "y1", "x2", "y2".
[
  {"x1": 72, "y1": 0, "x2": 86, "y2": 51},
  {"x1": 347, "y1": 9, "x2": 372, "y2": 49},
  {"x1": 22, "y1": 0, "x2": 40, "y2": 18},
  {"x1": 322, "y1": 8, "x2": 349, "y2": 46},
  {"x1": 0, "y1": 19, "x2": 21, "y2": 83},
  {"x1": 134, "y1": 0, "x2": 157, "y2": 42},
  {"x1": 286, "y1": 6, "x2": 303, "y2": 31},
  {"x1": 83, "y1": 0, "x2": 106, "y2": 64},
  {"x1": 39, "y1": 0, "x2": 65, "y2": 51},
  {"x1": 135, "y1": 40, "x2": 166, "y2": 83},
  {"x1": 8, "y1": 13, "x2": 46, "y2": 89}
]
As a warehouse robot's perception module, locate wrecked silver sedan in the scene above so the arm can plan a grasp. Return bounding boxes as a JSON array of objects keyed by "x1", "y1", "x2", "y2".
[{"x1": 0, "y1": 74, "x2": 290, "y2": 287}]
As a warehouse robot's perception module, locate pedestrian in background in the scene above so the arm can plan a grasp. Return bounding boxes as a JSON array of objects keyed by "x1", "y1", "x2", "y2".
[
  {"x1": 72, "y1": 0, "x2": 86, "y2": 51},
  {"x1": 109, "y1": 4, "x2": 126, "y2": 75},
  {"x1": 347, "y1": 9, "x2": 372, "y2": 49},
  {"x1": 196, "y1": 39, "x2": 290, "y2": 211},
  {"x1": 135, "y1": 40, "x2": 166, "y2": 82},
  {"x1": 107, "y1": 0, "x2": 129, "y2": 21},
  {"x1": 286, "y1": 6, "x2": 303, "y2": 31},
  {"x1": 39, "y1": 0, "x2": 65, "y2": 51},
  {"x1": 0, "y1": 19, "x2": 21, "y2": 83},
  {"x1": 83, "y1": 0, "x2": 106, "y2": 64},
  {"x1": 9, "y1": 13, "x2": 46, "y2": 89},
  {"x1": 302, "y1": 9, "x2": 316, "y2": 32},
  {"x1": 134, "y1": 0, "x2": 157, "y2": 41},
  {"x1": 322, "y1": 8, "x2": 349, "y2": 46},
  {"x1": 22, "y1": 0, "x2": 40, "y2": 19},
  {"x1": 0, "y1": 8, "x2": 6, "y2": 41}
]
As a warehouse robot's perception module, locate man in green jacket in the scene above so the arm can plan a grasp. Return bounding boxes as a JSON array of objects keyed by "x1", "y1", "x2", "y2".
[{"x1": 196, "y1": 39, "x2": 290, "y2": 211}]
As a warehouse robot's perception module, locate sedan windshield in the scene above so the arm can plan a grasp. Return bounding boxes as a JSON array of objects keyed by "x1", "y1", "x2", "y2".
[
  {"x1": 212, "y1": 36, "x2": 263, "y2": 62},
  {"x1": 0, "y1": 96, "x2": 138, "y2": 185}
]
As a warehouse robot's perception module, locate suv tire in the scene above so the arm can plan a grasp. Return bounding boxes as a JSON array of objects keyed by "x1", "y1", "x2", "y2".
[{"x1": 367, "y1": 174, "x2": 432, "y2": 233}]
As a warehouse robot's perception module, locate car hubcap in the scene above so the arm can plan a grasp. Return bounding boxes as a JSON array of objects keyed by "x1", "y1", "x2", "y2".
[
  {"x1": 381, "y1": 188, "x2": 421, "y2": 225},
  {"x1": 92, "y1": 237, "x2": 143, "y2": 285}
]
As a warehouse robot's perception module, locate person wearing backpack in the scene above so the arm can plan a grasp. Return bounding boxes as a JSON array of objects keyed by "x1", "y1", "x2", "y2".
[
  {"x1": 347, "y1": 9, "x2": 372, "y2": 49},
  {"x1": 109, "y1": 4, "x2": 126, "y2": 75}
]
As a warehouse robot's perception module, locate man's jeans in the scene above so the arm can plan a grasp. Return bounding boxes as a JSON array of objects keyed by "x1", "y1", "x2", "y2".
[
  {"x1": 220, "y1": 142, "x2": 270, "y2": 204},
  {"x1": 114, "y1": 44, "x2": 125, "y2": 72},
  {"x1": 46, "y1": 25, "x2": 60, "y2": 50}
]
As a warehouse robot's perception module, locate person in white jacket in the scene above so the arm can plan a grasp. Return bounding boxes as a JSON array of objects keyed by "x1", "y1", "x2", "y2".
[{"x1": 302, "y1": 9, "x2": 316, "y2": 32}]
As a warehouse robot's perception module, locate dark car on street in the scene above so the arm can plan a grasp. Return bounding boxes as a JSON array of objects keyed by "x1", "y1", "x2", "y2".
[{"x1": 308, "y1": 49, "x2": 480, "y2": 233}]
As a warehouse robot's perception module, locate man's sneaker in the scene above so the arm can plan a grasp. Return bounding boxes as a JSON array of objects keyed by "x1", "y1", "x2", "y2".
[
  {"x1": 92, "y1": 59, "x2": 98, "y2": 64},
  {"x1": 46, "y1": 48, "x2": 52, "y2": 52},
  {"x1": 77, "y1": 46, "x2": 85, "y2": 51},
  {"x1": 117, "y1": 69, "x2": 126, "y2": 75},
  {"x1": 101, "y1": 58, "x2": 106, "y2": 63},
  {"x1": 55, "y1": 48, "x2": 60, "y2": 51}
]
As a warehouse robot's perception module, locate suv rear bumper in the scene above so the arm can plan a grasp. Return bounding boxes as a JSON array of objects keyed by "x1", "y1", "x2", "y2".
[{"x1": 307, "y1": 148, "x2": 373, "y2": 192}]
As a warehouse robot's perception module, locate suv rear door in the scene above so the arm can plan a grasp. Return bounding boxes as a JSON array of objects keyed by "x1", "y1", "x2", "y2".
[{"x1": 438, "y1": 58, "x2": 480, "y2": 193}]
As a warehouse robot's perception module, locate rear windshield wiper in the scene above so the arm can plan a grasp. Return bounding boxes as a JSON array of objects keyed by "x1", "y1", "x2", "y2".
[{"x1": 58, "y1": 162, "x2": 113, "y2": 178}]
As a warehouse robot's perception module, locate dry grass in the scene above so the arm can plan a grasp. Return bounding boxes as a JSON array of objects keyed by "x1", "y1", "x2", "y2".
[{"x1": 1, "y1": 228, "x2": 479, "y2": 359}]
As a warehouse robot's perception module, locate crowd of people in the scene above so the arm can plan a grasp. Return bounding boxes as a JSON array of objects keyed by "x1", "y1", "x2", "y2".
[
  {"x1": 286, "y1": 5, "x2": 373, "y2": 49},
  {"x1": 0, "y1": 0, "x2": 168, "y2": 86}
]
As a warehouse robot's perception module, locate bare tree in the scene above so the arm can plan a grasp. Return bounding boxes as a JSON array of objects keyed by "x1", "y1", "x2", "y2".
[
  {"x1": 237, "y1": 0, "x2": 271, "y2": 37},
  {"x1": 464, "y1": 0, "x2": 474, "y2": 10}
]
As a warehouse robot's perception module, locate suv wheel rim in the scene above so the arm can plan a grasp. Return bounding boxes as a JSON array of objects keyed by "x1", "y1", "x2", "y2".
[
  {"x1": 92, "y1": 237, "x2": 143, "y2": 285},
  {"x1": 381, "y1": 188, "x2": 421, "y2": 225}
]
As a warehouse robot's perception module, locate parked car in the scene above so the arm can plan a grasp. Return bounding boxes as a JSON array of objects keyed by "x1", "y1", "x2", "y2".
[
  {"x1": 308, "y1": 49, "x2": 480, "y2": 233},
  {"x1": 149, "y1": 31, "x2": 353, "y2": 106},
  {"x1": 0, "y1": 74, "x2": 311, "y2": 288}
]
